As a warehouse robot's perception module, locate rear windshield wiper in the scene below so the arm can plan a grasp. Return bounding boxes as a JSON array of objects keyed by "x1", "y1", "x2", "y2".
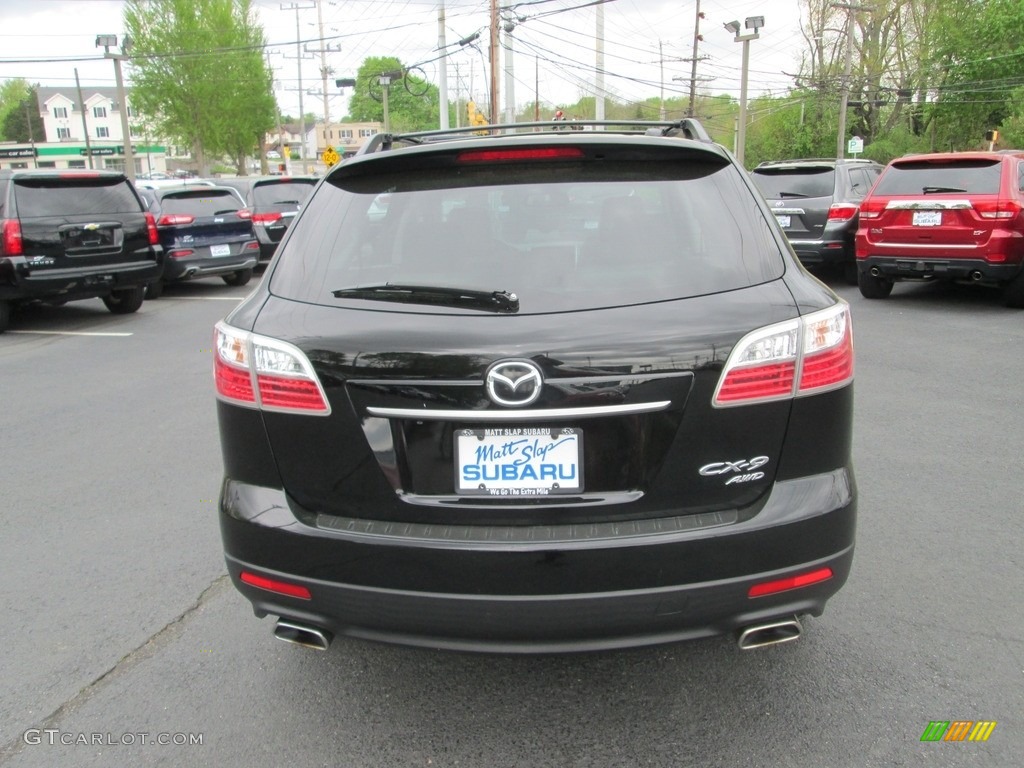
[
  {"x1": 332, "y1": 283, "x2": 520, "y2": 313},
  {"x1": 922, "y1": 186, "x2": 966, "y2": 194},
  {"x1": 776, "y1": 191, "x2": 809, "y2": 198}
]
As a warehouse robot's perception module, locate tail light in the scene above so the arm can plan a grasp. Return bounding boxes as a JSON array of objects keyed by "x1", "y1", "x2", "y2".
[
  {"x1": 974, "y1": 199, "x2": 1022, "y2": 220},
  {"x1": 858, "y1": 199, "x2": 885, "y2": 220},
  {"x1": 827, "y1": 203, "x2": 858, "y2": 222},
  {"x1": 713, "y1": 302, "x2": 853, "y2": 407},
  {"x1": 214, "y1": 321, "x2": 330, "y2": 415},
  {"x1": 2, "y1": 219, "x2": 23, "y2": 256},
  {"x1": 144, "y1": 212, "x2": 159, "y2": 245},
  {"x1": 236, "y1": 208, "x2": 252, "y2": 220},
  {"x1": 158, "y1": 214, "x2": 195, "y2": 226},
  {"x1": 252, "y1": 212, "x2": 283, "y2": 224}
]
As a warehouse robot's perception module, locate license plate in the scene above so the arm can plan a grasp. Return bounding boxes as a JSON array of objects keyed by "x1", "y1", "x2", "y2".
[
  {"x1": 210, "y1": 244, "x2": 231, "y2": 257},
  {"x1": 774, "y1": 215, "x2": 791, "y2": 229},
  {"x1": 455, "y1": 427, "x2": 583, "y2": 496},
  {"x1": 912, "y1": 210, "x2": 942, "y2": 227}
]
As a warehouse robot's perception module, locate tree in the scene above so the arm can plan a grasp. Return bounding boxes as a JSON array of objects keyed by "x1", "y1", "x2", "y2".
[
  {"x1": 123, "y1": 0, "x2": 276, "y2": 175},
  {"x1": 1, "y1": 79, "x2": 30, "y2": 137},
  {"x1": 346, "y1": 57, "x2": 440, "y2": 132},
  {"x1": 1, "y1": 85, "x2": 45, "y2": 143}
]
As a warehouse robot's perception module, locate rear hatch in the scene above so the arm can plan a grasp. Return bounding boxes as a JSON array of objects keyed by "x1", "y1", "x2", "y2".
[
  {"x1": 155, "y1": 188, "x2": 254, "y2": 257},
  {"x1": 247, "y1": 138, "x2": 816, "y2": 528},
  {"x1": 860, "y1": 157, "x2": 1006, "y2": 253},
  {"x1": 14, "y1": 173, "x2": 152, "y2": 269},
  {"x1": 751, "y1": 164, "x2": 835, "y2": 240},
  {"x1": 250, "y1": 178, "x2": 316, "y2": 244}
]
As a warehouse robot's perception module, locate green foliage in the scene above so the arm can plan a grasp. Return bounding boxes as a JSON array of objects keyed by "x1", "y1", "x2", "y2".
[
  {"x1": 123, "y1": 0, "x2": 276, "y2": 173},
  {"x1": 347, "y1": 57, "x2": 440, "y2": 132},
  {"x1": 1, "y1": 84, "x2": 45, "y2": 143}
]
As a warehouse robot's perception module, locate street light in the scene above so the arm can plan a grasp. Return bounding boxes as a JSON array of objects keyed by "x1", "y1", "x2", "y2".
[
  {"x1": 96, "y1": 34, "x2": 136, "y2": 183},
  {"x1": 725, "y1": 15, "x2": 764, "y2": 167}
]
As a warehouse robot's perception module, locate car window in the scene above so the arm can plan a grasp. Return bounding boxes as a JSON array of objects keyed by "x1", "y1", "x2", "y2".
[
  {"x1": 750, "y1": 168, "x2": 835, "y2": 198},
  {"x1": 873, "y1": 159, "x2": 1003, "y2": 195},
  {"x1": 158, "y1": 189, "x2": 243, "y2": 216},
  {"x1": 14, "y1": 177, "x2": 142, "y2": 216},
  {"x1": 252, "y1": 181, "x2": 315, "y2": 208},
  {"x1": 270, "y1": 159, "x2": 785, "y2": 313}
]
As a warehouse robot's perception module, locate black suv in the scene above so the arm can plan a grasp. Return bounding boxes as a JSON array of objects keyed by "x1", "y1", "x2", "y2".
[
  {"x1": 217, "y1": 176, "x2": 317, "y2": 264},
  {"x1": 213, "y1": 120, "x2": 857, "y2": 653},
  {"x1": 138, "y1": 185, "x2": 258, "y2": 297},
  {"x1": 751, "y1": 158, "x2": 882, "y2": 283},
  {"x1": 0, "y1": 169, "x2": 163, "y2": 332}
]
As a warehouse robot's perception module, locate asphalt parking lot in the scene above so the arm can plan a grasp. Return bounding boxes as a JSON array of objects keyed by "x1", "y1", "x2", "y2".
[{"x1": 1, "y1": 274, "x2": 1021, "y2": 767}]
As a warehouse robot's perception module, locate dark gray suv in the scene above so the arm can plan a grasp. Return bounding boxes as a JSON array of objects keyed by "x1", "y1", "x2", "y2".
[{"x1": 752, "y1": 158, "x2": 882, "y2": 283}]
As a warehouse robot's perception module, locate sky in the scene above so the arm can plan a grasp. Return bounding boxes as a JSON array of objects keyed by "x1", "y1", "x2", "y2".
[{"x1": 0, "y1": 0, "x2": 810, "y2": 126}]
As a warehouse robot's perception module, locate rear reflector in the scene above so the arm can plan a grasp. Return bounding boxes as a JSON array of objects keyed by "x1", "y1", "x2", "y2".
[
  {"x1": 240, "y1": 571, "x2": 312, "y2": 600},
  {"x1": 714, "y1": 302, "x2": 853, "y2": 407},
  {"x1": 457, "y1": 147, "x2": 585, "y2": 163},
  {"x1": 748, "y1": 567, "x2": 833, "y2": 598},
  {"x1": 214, "y1": 321, "x2": 330, "y2": 415},
  {"x1": 168, "y1": 249, "x2": 195, "y2": 259}
]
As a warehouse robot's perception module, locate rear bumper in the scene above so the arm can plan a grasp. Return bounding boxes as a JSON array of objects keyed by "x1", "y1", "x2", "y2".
[
  {"x1": 0, "y1": 256, "x2": 163, "y2": 302},
  {"x1": 787, "y1": 237, "x2": 851, "y2": 267},
  {"x1": 220, "y1": 467, "x2": 856, "y2": 652},
  {"x1": 163, "y1": 253, "x2": 258, "y2": 282},
  {"x1": 857, "y1": 255, "x2": 1023, "y2": 283}
]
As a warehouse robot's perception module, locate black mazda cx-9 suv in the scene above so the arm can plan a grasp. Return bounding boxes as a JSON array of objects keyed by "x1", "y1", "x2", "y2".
[{"x1": 213, "y1": 119, "x2": 856, "y2": 653}]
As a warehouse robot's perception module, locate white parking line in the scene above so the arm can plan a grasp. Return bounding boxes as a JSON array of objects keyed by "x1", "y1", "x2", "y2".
[
  {"x1": 8, "y1": 330, "x2": 134, "y2": 337},
  {"x1": 164, "y1": 296, "x2": 244, "y2": 301}
]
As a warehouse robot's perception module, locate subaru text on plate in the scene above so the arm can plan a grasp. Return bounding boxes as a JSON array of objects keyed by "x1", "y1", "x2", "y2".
[{"x1": 213, "y1": 119, "x2": 857, "y2": 653}]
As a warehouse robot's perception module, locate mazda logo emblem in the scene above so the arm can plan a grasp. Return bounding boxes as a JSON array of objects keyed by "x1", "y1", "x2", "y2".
[{"x1": 486, "y1": 361, "x2": 543, "y2": 407}]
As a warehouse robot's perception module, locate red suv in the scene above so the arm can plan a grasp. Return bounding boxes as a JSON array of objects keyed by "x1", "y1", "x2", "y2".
[{"x1": 855, "y1": 150, "x2": 1024, "y2": 306}]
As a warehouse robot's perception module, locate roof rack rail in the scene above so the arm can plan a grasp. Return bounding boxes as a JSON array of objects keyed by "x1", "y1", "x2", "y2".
[{"x1": 353, "y1": 118, "x2": 714, "y2": 156}]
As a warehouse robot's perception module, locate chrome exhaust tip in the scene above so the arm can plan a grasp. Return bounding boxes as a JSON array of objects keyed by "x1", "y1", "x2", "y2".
[
  {"x1": 869, "y1": 266, "x2": 881, "y2": 277},
  {"x1": 970, "y1": 270, "x2": 984, "y2": 282},
  {"x1": 737, "y1": 617, "x2": 802, "y2": 650},
  {"x1": 274, "y1": 619, "x2": 332, "y2": 651}
]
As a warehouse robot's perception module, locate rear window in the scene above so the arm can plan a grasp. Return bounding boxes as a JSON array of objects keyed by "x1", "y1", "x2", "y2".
[
  {"x1": 270, "y1": 153, "x2": 785, "y2": 313},
  {"x1": 252, "y1": 181, "x2": 315, "y2": 209},
  {"x1": 873, "y1": 159, "x2": 1003, "y2": 195},
  {"x1": 158, "y1": 189, "x2": 243, "y2": 216},
  {"x1": 14, "y1": 176, "x2": 142, "y2": 217},
  {"x1": 750, "y1": 167, "x2": 836, "y2": 199}
]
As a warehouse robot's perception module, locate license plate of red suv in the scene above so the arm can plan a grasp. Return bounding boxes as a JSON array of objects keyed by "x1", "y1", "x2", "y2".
[
  {"x1": 912, "y1": 210, "x2": 942, "y2": 227},
  {"x1": 455, "y1": 427, "x2": 583, "y2": 496}
]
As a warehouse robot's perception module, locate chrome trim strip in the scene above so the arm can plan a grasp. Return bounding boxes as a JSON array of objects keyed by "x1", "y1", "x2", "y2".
[
  {"x1": 876, "y1": 243, "x2": 981, "y2": 251},
  {"x1": 886, "y1": 199, "x2": 972, "y2": 210},
  {"x1": 366, "y1": 401, "x2": 672, "y2": 421},
  {"x1": 772, "y1": 208, "x2": 806, "y2": 215}
]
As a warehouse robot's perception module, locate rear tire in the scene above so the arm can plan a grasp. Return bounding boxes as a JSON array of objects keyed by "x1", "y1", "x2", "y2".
[
  {"x1": 102, "y1": 285, "x2": 146, "y2": 314},
  {"x1": 858, "y1": 270, "x2": 894, "y2": 299},
  {"x1": 222, "y1": 268, "x2": 253, "y2": 287},
  {"x1": 842, "y1": 261, "x2": 859, "y2": 286},
  {"x1": 1003, "y1": 270, "x2": 1024, "y2": 308},
  {"x1": 0, "y1": 300, "x2": 10, "y2": 333}
]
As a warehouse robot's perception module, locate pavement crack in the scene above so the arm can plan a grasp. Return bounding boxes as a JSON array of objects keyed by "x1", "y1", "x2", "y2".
[{"x1": 0, "y1": 574, "x2": 230, "y2": 764}]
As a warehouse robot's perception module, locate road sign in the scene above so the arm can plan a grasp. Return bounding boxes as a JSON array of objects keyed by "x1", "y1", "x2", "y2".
[
  {"x1": 848, "y1": 136, "x2": 864, "y2": 155},
  {"x1": 322, "y1": 146, "x2": 340, "y2": 167}
]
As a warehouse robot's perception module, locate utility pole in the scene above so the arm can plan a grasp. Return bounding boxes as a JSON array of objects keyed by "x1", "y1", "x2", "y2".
[
  {"x1": 438, "y1": 2, "x2": 449, "y2": 129},
  {"x1": 74, "y1": 68, "x2": 93, "y2": 169},
  {"x1": 687, "y1": 1, "x2": 704, "y2": 117},
  {"x1": 96, "y1": 35, "x2": 135, "y2": 181},
  {"x1": 659, "y1": 40, "x2": 665, "y2": 120},
  {"x1": 315, "y1": 0, "x2": 333, "y2": 136},
  {"x1": 489, "y1": 0, "x2": 499, "y2": 123},
  {"x1": 24, "y1": 100, "x2": 37, "y2": 169},
  {"x1": 282, "y1": 3, "x2": 315, "y2": 173},
  {"x1": 504, "y1": 18, "x2": 516, "y2": 123},
  {"x1": 834, "y1": 3, "x2": 867, "y2": 159},
  {"x1": 595, "y1": 1, "x2": 605, "y2": 122}
]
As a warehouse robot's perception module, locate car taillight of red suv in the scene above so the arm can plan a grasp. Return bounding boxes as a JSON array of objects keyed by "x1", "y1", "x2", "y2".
[{"x1": 854, "y1": 151, "x2": 1024, "y2": 307}]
